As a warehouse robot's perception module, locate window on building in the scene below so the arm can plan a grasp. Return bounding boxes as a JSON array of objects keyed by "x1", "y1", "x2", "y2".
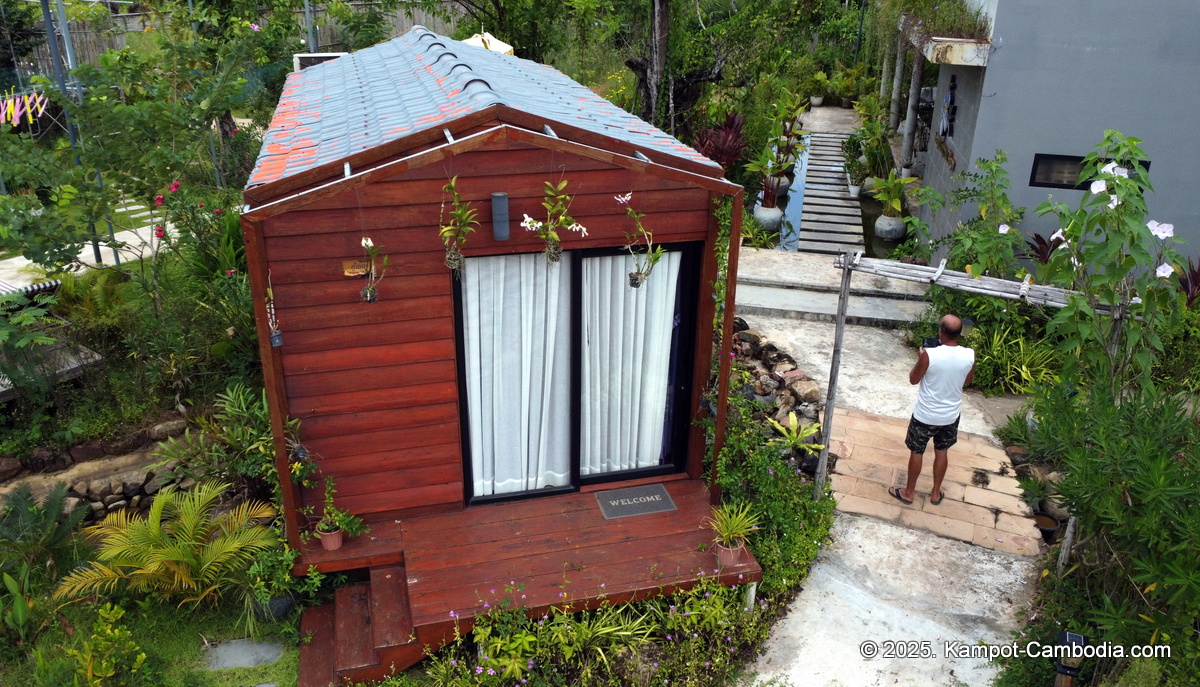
[
  {"x1": 1030, "y1": 154, "x2": 1151, "y2": 190},
  {"x1": 456, "y1": 246, "x2": 698, "y2": 502}
]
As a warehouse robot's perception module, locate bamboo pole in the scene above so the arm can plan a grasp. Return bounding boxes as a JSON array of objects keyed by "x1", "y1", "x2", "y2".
[
  {"x1": 814, "y1": 251, "x2": 858, "y2": 499},
  {"x1": 710, "y1": 192, "x2": 744, "y2": 506}
]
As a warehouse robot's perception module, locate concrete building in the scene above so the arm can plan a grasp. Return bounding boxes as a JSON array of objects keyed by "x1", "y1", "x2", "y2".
[{"x1": 898, "y1": 0, "x2": 1200, "y2": 259}]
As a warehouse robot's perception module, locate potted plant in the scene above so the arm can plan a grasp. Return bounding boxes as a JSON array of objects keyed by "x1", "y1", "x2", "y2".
[
  {"x1": 806, "y1": 71, "x2": 828, "y2": 107},
  {"x1": 521, "y1": 179, "x2": 588, "y2": 264},
  {"x1": 744, "y1": 141, "x2": 785, "y2": 233},
  {"x1": 438, "y1": 175, "x2": 478, "y2": 278},
  {"x1": 316, "y1": 477, "x2": 369, "y2": 551},
  {"x1": 708, "y1": 503, "x2": 760, "y2": 569},
  {"x1": 901, "y1": 158, "x2": 915, "y2": 178},
  {"x1": 616, "y1": 192, "x2": 665, "y2": 288},
  {"x1": 845, "y1": 158, "x2": 867, "y2": 199},
  {"x1": 243, "y1": 542, "x2": 324, "y2": 629},
  {"x1": 359, "y1": 236, "x2": 388, "y2": 302},
  {"x1": 869, "y1": 170, "x2": 917, "y2": 241}
]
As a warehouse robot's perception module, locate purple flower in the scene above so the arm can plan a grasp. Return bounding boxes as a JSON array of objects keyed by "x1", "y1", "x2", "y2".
[
  {"x1": 475, "y1": 666, "x2": 483, "y2": 674},
  {"x1": 250, "y1": 23, "x2": 260, "y2": 31},
  {"x1": 768, "y1": 468, "x2": 775, "y2": 476},
  {"x1": 487, "y1": 669, "x2": 496, "y2": 675},
  {"x1": 666, "y1": 635, "x2": 673, "y2": 640},
  {"x1": 483, "y1": 602, "x2": 489, "y2": 608}
]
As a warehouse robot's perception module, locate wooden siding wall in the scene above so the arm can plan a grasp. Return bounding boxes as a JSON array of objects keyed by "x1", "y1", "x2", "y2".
[{"x1": 262, "y1": 138, "x2": 713, "y2": 519}]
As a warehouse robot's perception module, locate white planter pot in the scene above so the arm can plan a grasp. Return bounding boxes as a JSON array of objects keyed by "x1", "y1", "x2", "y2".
[
  {"x1": 810, "y1": 95, "x2": 824, "y2": 107},
  {"x1": 901, "y1": 166, "x2": 913, "y2": 177},
  {"x1": 769, "y1": 174, "x2": 792, "y2": 197},
  {"x1": 848, "y1": 184, "x2": 861, "y2": 199},
  {"x1": 874, "y1": 214, "x2": 906, "y2": 241},
  {"x1": 752, "y1": 204, "x2": 784, "y2": 233}
]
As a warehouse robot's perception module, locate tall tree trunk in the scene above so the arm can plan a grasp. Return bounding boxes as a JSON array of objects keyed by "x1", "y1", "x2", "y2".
[{"x1": 627, "y1": 0, "x2": 670, "y2": 125}]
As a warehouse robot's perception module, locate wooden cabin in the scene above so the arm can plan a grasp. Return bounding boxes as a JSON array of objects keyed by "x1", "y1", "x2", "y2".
[{"x1": 241, "y1": 26, "x2": 754, "y2": 686}]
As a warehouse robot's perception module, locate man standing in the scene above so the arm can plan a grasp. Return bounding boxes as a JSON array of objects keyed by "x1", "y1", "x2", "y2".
[{"x1": 889, "y1": 315, "x2": 975, "y2": 506}]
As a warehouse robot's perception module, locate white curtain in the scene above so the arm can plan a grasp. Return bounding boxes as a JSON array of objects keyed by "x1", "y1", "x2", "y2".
[
  {"x1": 462, "y1": 254, "x2": 572, "y2": 496},
  {"x1": 581, "y1": 252, "x2": 682, "y2": 475}
]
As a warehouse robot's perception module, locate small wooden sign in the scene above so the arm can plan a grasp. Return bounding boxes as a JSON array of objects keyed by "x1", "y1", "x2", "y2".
[
  {"x1": 595, "y1": 484, "x2": 677, "y2": 520},
  {"x1": 342, "y1": 260, "x2": 371, "y2": 277}
]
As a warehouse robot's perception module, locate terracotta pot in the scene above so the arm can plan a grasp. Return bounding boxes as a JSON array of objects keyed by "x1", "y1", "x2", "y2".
[
  {"x1": 715, "y1": 542, "x2": 745, "y2": 569},
  {"x1": 318, "y1": 528, "x2": 343, "y2": 551}
]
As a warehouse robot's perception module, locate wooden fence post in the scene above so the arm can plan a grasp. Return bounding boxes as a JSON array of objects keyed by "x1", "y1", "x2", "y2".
[{"x1": 814, "y1": 251, "x2": 857, "y2": 499}]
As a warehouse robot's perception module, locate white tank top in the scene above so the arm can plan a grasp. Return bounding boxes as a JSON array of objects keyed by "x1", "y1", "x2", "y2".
[{"x1": 913, "y1": 344, "x2": 975, "y2": 426}]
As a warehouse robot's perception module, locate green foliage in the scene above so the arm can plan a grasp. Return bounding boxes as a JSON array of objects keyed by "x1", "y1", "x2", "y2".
[
  {"x1": 2, "y1": 563, "x2": 36, "y2": 646},
  {"x1": 1153, "y1": 303, "x2": 1200, "y2": 393},
  {"x1": 994, "y1": 409, "x2": 1030, "y2": 447},
  {"x1": 0, "y1": 290, "x2": 60, "y2": 404},
  {"x1": 0, "y1": 482, "x2": 87, "y2": 577},
  {"x1": 1014, "y1": 475, "x2": 1049, "y2": 509},
  {"x1": 317, "y1": 477, "x2": 369, "y2": 538},
  {"x1": 1035, "y1": 131, "x2": 1184, "y2": 392},
  {"x1": 766, "y1": 412, "x2": 824, "y2": 454},
  {"x1": 869, "y1": 170, "x2": 916, "y2": 217},
  {"x1": 708, "y1": 502, "x2": 760, "y2": 548},
  {"x1": 63, "y1": 604, "x2": 147, "y2": 687},
  {"x1": 944, "y1": 150, "x2": 1026, "y2": 279},
  {"x1": 618, "y1": 194, "x2": 666, "y2": 286},
  {"x1": 962, "y1": 325, "x2": 1059, "y2": 395},
  {"x1": 54, "y1": 481, "x2": 277, "y2": 606}
]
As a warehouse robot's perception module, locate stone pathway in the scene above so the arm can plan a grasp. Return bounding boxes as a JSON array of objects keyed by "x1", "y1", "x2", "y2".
[
  {"x1": 797, "y1": 131, "x2": 865, "y2": 255},
  {"x1": 828, "y1": 408, "x2": 1042, "y2": 557}
]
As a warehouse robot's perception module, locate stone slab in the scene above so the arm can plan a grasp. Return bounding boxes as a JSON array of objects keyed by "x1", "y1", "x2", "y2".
[{"x1": 204, "y1": 639, "x2": 283, "y2": 670}]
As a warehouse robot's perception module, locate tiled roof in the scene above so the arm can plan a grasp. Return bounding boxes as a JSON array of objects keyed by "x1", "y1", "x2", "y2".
[{"x1": 247, "y1": 26, "x2": 717, "y2": 188}]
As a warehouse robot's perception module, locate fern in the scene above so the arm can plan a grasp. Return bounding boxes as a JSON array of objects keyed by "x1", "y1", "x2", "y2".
[
  {"x1": 0, "y1": 482, "x2": 87, "y2": 575},
  {"x1": 53, "y1": 481, "x2": 276, "y2": 606}
]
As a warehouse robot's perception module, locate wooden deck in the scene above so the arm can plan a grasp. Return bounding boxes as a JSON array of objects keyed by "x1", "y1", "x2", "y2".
[{"x1": 297, "y1": 478, "x2": 762, "y2": 686}]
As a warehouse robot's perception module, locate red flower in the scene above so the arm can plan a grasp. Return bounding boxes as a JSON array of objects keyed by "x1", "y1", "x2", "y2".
[
  {"x1": 154, "y1": 195, "x2": 164, "y2": 206},
  {"x1": 231, "y1": 128, "x2": 239, "y2": 135},
  {"x1": 214, "y1": 208, "x2": 222, "y2": 214},
  {"x1": 154, "y1": 225, "x2": 165, "y2": 238},
  {"x1": 198, "y1": 203, "x2": 204, "y2": 208},
  {"x1": 169, "y1": 181, "x2": 180, "y2": 193}
]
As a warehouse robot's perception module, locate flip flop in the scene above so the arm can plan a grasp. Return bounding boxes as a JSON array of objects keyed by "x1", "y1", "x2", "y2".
[
  {"x1": 930, "y1": 489, "x2": 945, "y2": 506},
  {"x1": 888, "y1": 486, "x2": 913, "y2": 505}
]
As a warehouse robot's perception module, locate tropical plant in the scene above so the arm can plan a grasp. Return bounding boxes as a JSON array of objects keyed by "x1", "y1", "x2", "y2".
[
  {"x1": 708, "y1": 502, "x2": 761, "y2": 549},
  {"x1": 766, "y1": 413, "x2": 825, "y2": 455},
  {"x1": 358, "y1": 236, "x2": 389, "y2": 302},
  {"x1": 964, "y1": 325, "x2": 1059, "y2": 394},
  {"x1": 947, "y1": 150, "x2": 1026, "y2": 279},
  {"x1": 521, "y1": 179, "x2": 587, "y2": 264},
  {"x1": 1024, "y1": 231, "x2": 1066, "y2": 264},
  {"x1": 2, "y1": 562, "x2": 37, "y2": 645},
  {"x1": 1015, "y1": 475, "x2": 1050, "y2": 510},
  {"x1": 1176, "y1": 256, "x2": 1200, "y2": 308},
  {"x1": 805, "y1": 71, "x2": 829, "y2": 99},
  {"x1": 870, "y1": 170, "x2": 916, "y2": 217},
  {"x1": 53, "y1": 481, "x2": 277, "y2": 605},
  {"x1": 693, "y1": 112, "x2": 749, "y2": 177},
  {"x1": 0, "y1": 290, "x2": 60, "y2": 404},
  {"x1": 845, "y1": 157, "x2": 868, "y2": 185},
  {"x1": 317, "y1": 477, "x2": 369, "y2": 538},
  {"x1": 438, "y1": 175, "x2": 478, "y2": 277},
  {"x1": 0, "y1": 481, "x2": 87, "y2": 575}
]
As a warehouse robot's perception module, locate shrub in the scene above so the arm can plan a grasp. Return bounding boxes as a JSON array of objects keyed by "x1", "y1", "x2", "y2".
[
  {"x1": 963, "y1": 324, "x2": 1059, "y2": 395},
  {"x1": 1153, "y1": 304, "x2": 1200, "y2": 393},
  {"x1": 0, "y1": 482, "x2": 87, "y2": 577},
  {"x1": 54, "y1": 481, "x2": 276, "y2": 606}
]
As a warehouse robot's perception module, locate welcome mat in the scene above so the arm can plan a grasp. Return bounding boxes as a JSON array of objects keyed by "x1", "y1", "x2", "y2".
[{"x1": 595, "y1": 484, "x2": 677, "y2": 520}]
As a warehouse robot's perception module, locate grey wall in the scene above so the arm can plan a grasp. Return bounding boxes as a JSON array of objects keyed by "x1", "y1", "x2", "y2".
[
  {"x1": 922, "y1": 0, "x2": 1200, "y2": 259},
  {"x1": 919, "y1": 64, "x2": 986, "y2": 239}
]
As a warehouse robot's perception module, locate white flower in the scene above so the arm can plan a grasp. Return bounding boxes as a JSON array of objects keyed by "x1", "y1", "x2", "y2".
[
  {"x1": 1050, "y1": 229, "x2": 1065, "y2": 242},
  {"x1": 1146, "y1": 220, "x2": 1175, "y2": 240},
  {"x1": 998, "y1": 224, "x2": 1010, "y2": 234},
  {"x1": 1070, "y1": 255, "x2": 1081, "y2": 268},
  {"x1": 568, "y1": 222, "x2": 588, "y2": 237},
  {"x1": 521, "y1": 214, "x2": 542, "y2": 231},
  {"x1": 1108, "y1": 195, "x2": 1119, "y2": 210},
  {"x1": 1156, "y1": 263, "x2": 1174, "y2": 279},
  {"x1": 1130, "y1": 296, "x2": 1142, "y2": 305},
  {"x1": 615, "y1": 192, "x2": 633, "y2": 205},
  {"x1": 361, "y1": 237, "x2": 374, "y2": 249},
  {"x1": 1090, "y1": 179, "x2": 1107, "y2": 195},
  {"x1": 1101, "y1": 162, "x2": 1129, "y2": 178}
]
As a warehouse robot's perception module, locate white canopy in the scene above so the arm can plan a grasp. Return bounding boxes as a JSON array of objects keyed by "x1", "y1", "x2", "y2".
[{"x1": 460, "y1": 32, "x2": 514, "y2": 55}]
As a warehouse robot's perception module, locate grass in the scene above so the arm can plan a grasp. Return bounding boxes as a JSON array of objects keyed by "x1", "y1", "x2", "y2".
[{"x1": 0, "y1": 597, "x2": 299, "y2": 687}]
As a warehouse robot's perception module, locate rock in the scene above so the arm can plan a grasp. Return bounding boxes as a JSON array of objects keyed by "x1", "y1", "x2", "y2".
[
  {"x1": 1043, "y1": 499, "x2": 1070, "y2": 522},
  {"x1": 63, "y1": 497, "x2": 83, "y2": 516},
  {"x1": 733, "y1": 317, "x2": 749, "y2": 333},
  {"x1": 28, "y1": 447, "x2": 72, "y2": 474},
  {"x1": 780, "y1": 369, "x2": 807, "y2": 384},
  {"x1": 143, "y1": 471, "x2": 175, "y2": 495},
  {"x1": 772, "y1": 361, "x2": 796, "y2": 375},
  {"x1": 109, "y1": 477, "x2": 125, "y2": 500},
  {"x1": 799, "y1": 404, "x2": 820, "y2": 421},
  {"x1": 178, "y1": 477, "x2": 197, "y2": 491},
  {"x1": 89, "y1": 501, "x2": 106, "y2": 514},
  {"x1": 737, "y1": 329, "x2": 762, "y2": 345},
  {"x1": 101, "y1": 430, "x2": 148, "y2": 456},
  {"x1": 103, "y1": 494, "x2": 124, "y2": 507},
  {"x1": 789, "y1": 379, "x2": 822, "y2": 404},
  {"x1": 0, "y1": 456, "x2": 21, "y2": 481},
  {"x1": 88, "y1": 479, "x2": 113, "y2": 501},
  {"x1": 107, "y1": 499, "x2": 127, "y2": 512},
  {"x1": 130, "y1": 495, "x2": 141, "y2": 509},
  {"x1": 71, "y1": 481, "x2": 89, "y2": 498},
  {"x1": 150, "y1": 420, "x2": 188, "y2": 441},
  {"x1": 123, "y1": 475, "x2": 145, "y2": 499},
  {"x1": 1004, "y1": 445, "x2": 1030, "y2": 465},
  {"x1": 205, "y1": 639, "x2": 284, "y2": 670},
  {"x1": 1045, "y1": 471, "x2": 1062, "y2": 484},
  {"x1": 68, "y1": 441, "x2": 106, "y2": 463}
]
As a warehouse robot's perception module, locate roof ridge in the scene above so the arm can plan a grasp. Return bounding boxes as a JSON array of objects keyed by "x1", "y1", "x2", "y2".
[{"x1": 408, "y1": 26, "x2": 502, "y2": 108}]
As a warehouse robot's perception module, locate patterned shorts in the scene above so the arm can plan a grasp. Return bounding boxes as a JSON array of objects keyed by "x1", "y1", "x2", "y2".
[{"x1": 905, "y1": 415, "x2": 961, "y2": 453}]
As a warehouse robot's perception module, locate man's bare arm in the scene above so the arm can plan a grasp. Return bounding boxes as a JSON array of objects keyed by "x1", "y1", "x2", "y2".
[
  {"x1": 910, "y1": 349, "x2": 930, "y2": 385},
  {"x1": 965, "y1": 361, "x2": 976, "y2": 387}
]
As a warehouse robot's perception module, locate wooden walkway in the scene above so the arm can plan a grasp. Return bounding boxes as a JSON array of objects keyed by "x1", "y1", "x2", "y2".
[
  {"x1": 826, "y1": 408, "x2": 1042, "y2": 557},
  {"x1": 797, "y1": 132, "x2": 865, "y2": 255},
  {"x1": 297, "y1": 478, "x2": 762, "y2": 686}
]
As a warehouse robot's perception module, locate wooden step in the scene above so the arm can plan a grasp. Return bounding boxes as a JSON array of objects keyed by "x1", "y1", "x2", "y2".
[
  {"x1": 370, "y1": 564, "x2": 415, "y2": 648},
  {"x1": 298, "y1": 605, "x2": 337, "y2": 687},
  {"x1": 334, "y1": 584, "x2": 378, "y2": 673}
]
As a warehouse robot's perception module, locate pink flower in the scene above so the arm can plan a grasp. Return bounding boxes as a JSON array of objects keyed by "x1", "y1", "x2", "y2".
[
  {"x1": 231, "y1": 128, "x2": 239, "y2": 135},
  {"x1": 154, "y1": 225, "x2": 165, "y2": 238},
  {"x1": 214, "y1": 208, "x2": 223, "y2": 214},
  {"x1": 154, "y1": 194, "x2": 164, "y2": 206},
  {"x1": 169, "y1": 181, "x2": 180, "y2": 193},
  {"x1": 198, "y1": 202, "x2": 204, "y2": 208},
  {"x1": 250, "y1": 23, "x2": 260, "y2": 32},
  {"x1": 225, "y1": 269, "x2": 236, "y2": 275}
]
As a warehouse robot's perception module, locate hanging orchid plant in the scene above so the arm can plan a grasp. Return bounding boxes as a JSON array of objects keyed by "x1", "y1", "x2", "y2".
[
  {"x1": 438, "y1": 176, "x2": 478, "y2": 278},
  {"x1": 522, "y1": 179, "x2": 587, "y2": 264},
  {"x1": 359, "y1": 236, "x2": 388, "y2": 302},
  {"x1": 616, "y1": 192, "x2": 665, "y2": 288}
]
